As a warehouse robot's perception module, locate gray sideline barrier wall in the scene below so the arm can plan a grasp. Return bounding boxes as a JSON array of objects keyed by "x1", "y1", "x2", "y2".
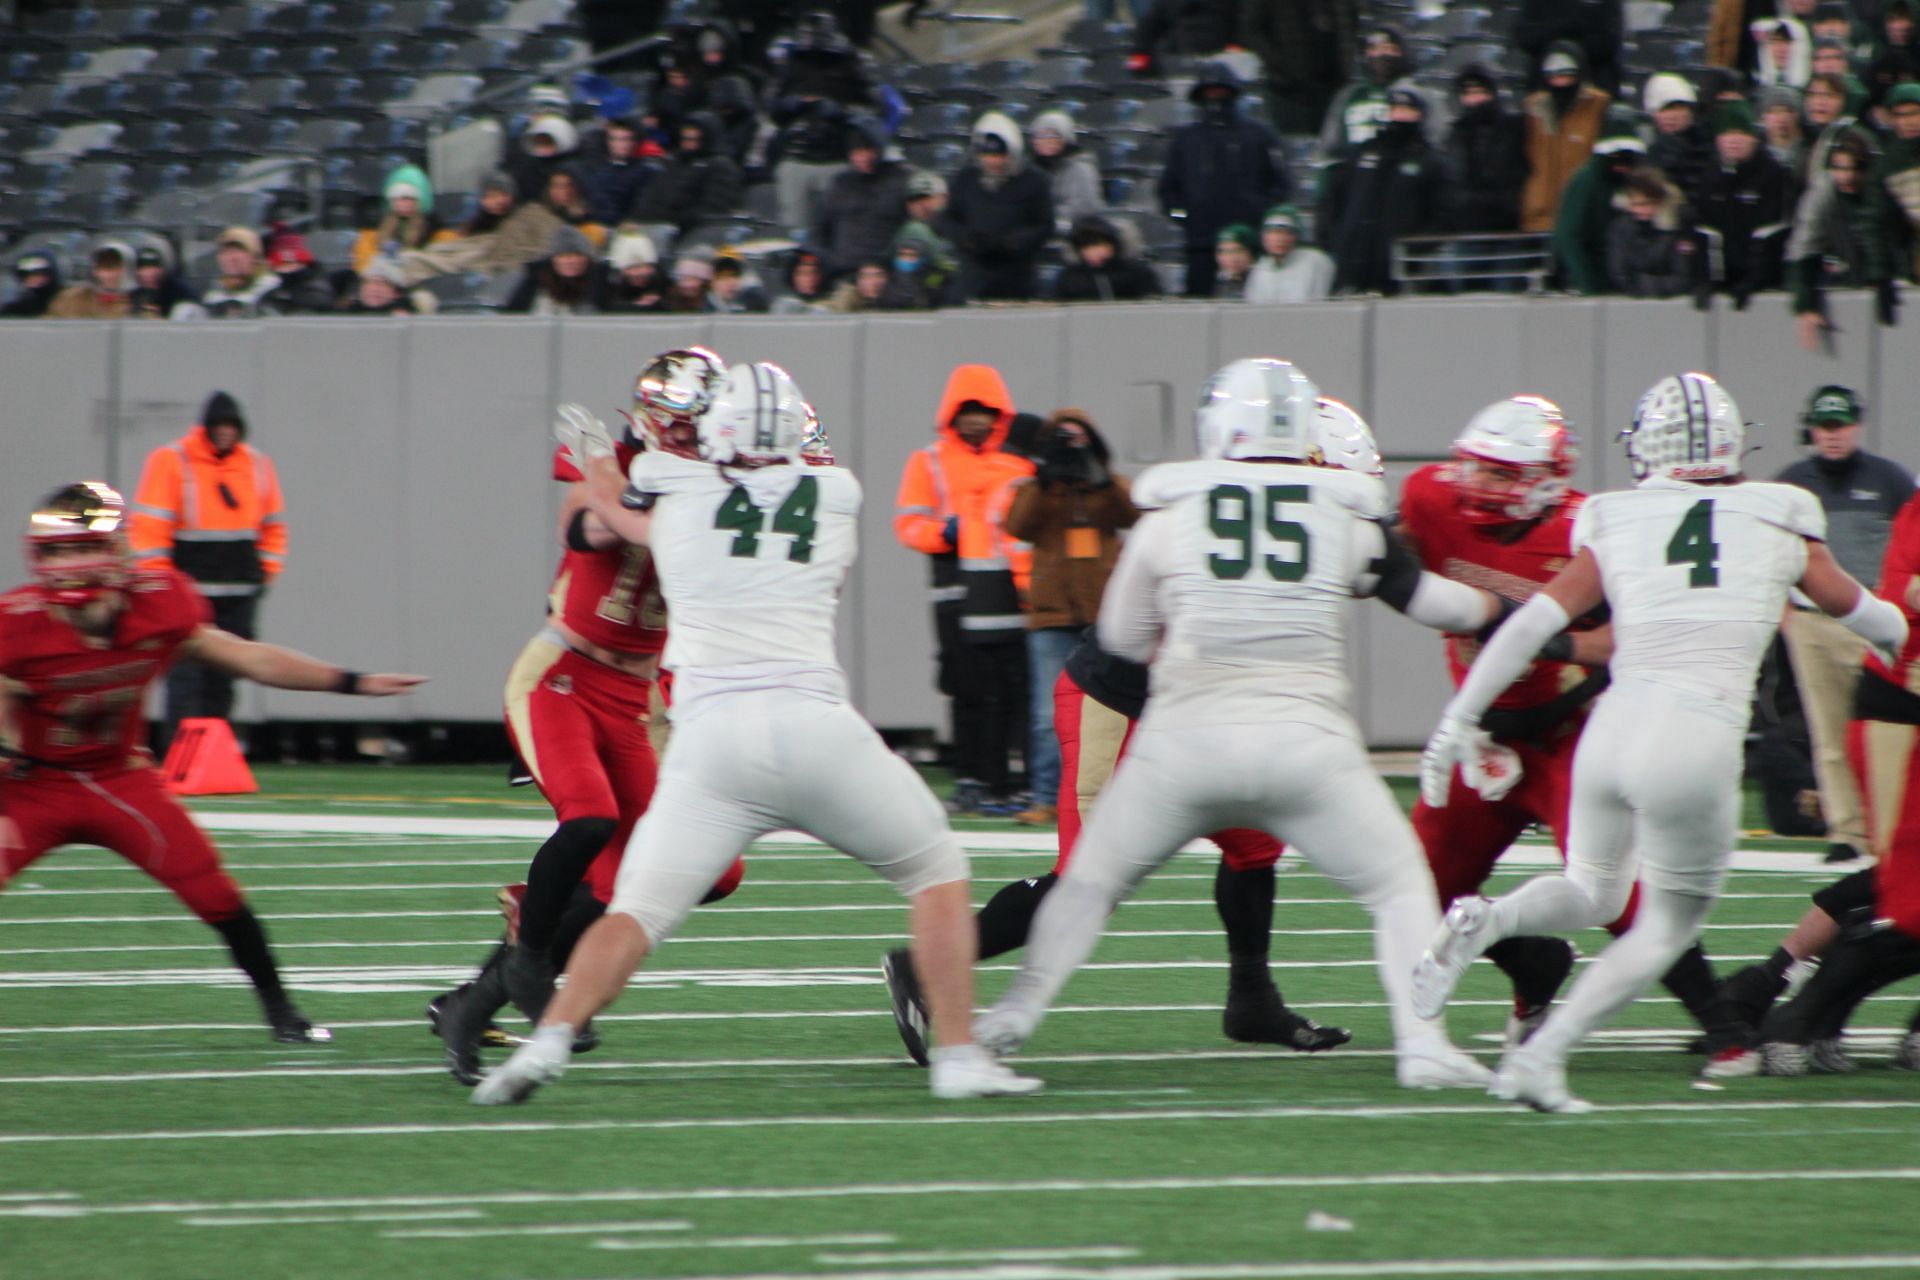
[{"x1": 0, "y1": 290, "x2": 1890, "y2": 744}]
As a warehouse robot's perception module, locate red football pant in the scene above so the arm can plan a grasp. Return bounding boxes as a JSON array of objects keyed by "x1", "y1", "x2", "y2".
[
  {"x1": 1050, "y1": 668, "x2": 1280, "y2": 875},
  {"x1": 1, "y1": 767, "x2": 245, "y2": 922},
  {"x1": 1414, "y1": 720, "x2": 1638, "y2": 934},
  {"x1": 1850, "y1": 716, "x2": 1920, "y2": 941},
  {"x1": 505, "y1": 638, "x2": 660, "y2": 905}
]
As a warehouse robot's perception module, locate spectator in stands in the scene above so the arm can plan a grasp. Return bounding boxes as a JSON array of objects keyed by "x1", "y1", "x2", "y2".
[
  {"x1": 1606, "y1": 168, "x2": 1696, "y2": 299},
  {"x1": 1131, "y1": 0, "x2": 1239, "y2": 68},
  {"x1": 200, "y1": 229, "x2": 284, "y2": 319},
  {"x1": 130, "y1": 244, "x2": 199, "y2": 321},
  {"x1": 1790, "y1": 132, "x2": 1898, "y2": 349},
  {"x1": 1211, "y1": 224, "x2": 1257, "y2": 299},
  {"x1": 603, "y1": 226, "x2": 667, "y2": 312},
  {"x1": 463, "y1": 171, "x2": 520, "y2": 237},
  {"x1": 1645, "y1": 74, "x2": 1713, "y2": 209},
  {"x1": 1318, "y1": 26, "x2": 1411, "y2": 161},
  {"x1": 352, "y1": 165, "x2": 450, "y2": 276},
  {"x1": 645, "y1": 51, "x2": 708, "y2": 142},
  {"x1": 1874, "y1": 0, "x2": 1920, "y2": 65},
  {"x1": 896, "y1": 173, "x2": 961, "y2": 304},
  {"x1": 47, "y1": 242, "x2": 134, "y2": 320},
  {"x1": 1760, "y1": 86, "x2": 1808, "y2": 177},
  {"x1": 1444, "y1": 65, "x2": 1529, "y2": 233},
  {"x1": 815, "y1": 117, "x2": 910, "y2": 278},
  {"x1": 771, "y1": 247, "x2": 834, "y2": 313},
  {"x1": 1515, "y1": 0, "x2": 1624, "y2": 98},
  {"x1": 508, "y1": 111, "x2": 580, "y2": 213},
  {"x1": 767, "y1": 14, "x2": 876, "y2": 228},
  {"x1": 344, "y1": 258, "x2": 428, "y2": 315},
  {"x1": 1245, "y1": 205, "x2": 1335, "y2": 303},
  {"x1": 709, "y1": 251, "x2": 773, "y2": 312},
  {"x1": 1521, "y1": 42, "x2": 1614, "y2": 232},
  {"x1": 263, "y1": 244, "x2": 333, "y2": 314},
  {"x1": 1239, "y1": 0, "x2": 1357, "y2": 134},
  {"x1": 827, "y1": 258, "x2": 897, "y2": 311},
  {"x1": 1879, "y1": 83, "x2": 1920, "y2": 277},
  {"x1": 1052, "y1": 215, "x2": 1160, "y2": 302},
  {"x1": 634, "y1": 112, "x2": 744, "y2": 234},
  {"x1": 1325, "y1": 87, "x2": 1446, "y2": 296},
  {"x1": 665, "y1": 254, "x2": 716, "y2": 312},
  {"x1": 2, "y1": 252, "x2": 60, "y2": 318},
  {"x1": 948, "y1": 111, "x2": 1055, "y2": 301},
  {"x1": 1028, "y1": 111, "x2": 1106, "y2": 237},
  {"x1": 505, "y1": 227, "x2": 605, "y2": 315},
  {"x1": 692, "y1": 17, "x2": 767, "y2": 111},
  {"x1": 1553, "y1": 124, "x2": 1648, "y2": 294},
  {"x1": 398, "y1": 172, "x2": 564, "y2": 284},
  {"x1": 1754, "y1": 17, "x2": 1816, "y2": 88},
  {"x1": 583, "y1": 118, "x2": 661, "y2": 224},
  {"x1": 1695, "y1": 101, "x2": 1795, "y2": 306},
  {"x1": 1800, "y1": 72, "x2": 1871, "y2": 199},
  {"x1": 540, "y1": 167, "x2": 608, "y2": 249},
  {"x1": 1807, "y1": 1, "x2": 1863, "y2": 60},
  {"x1": 1162, "y1": 64, "x2": 1289, "y2": 297},
  {"x1": 1810, "y1": 38, "x2": 1870, "y2": 114},
  {"x1": 1864, "y1": 50, "x2": 1920, "y2": 132}
]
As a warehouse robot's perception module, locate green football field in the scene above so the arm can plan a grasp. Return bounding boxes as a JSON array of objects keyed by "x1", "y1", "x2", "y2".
[{"x1": 4, "y1": 764, "x2": 1920, "y2": 1280}]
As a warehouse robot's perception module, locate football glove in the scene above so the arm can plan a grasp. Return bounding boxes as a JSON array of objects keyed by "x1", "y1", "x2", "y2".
[
  {"x1": 1420, "y1": 710, "x2": 1484, "y2": 809},
  {"x1": 554, "y1": 402, "x2": 616, "y2": 473},
  {"x1": 1462, "y1": 738, "x2": 1523, "y2": 803}
]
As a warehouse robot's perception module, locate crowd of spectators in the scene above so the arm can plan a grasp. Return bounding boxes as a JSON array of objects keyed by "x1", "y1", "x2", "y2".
[{"x1": 5, "y1": 1, "x2": 1920, "y2": 332}]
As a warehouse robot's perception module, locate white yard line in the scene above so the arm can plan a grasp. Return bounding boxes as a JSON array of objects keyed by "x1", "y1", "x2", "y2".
[
  {"x1": 619, "y1": 1255, "x2": 1920, "y2": 1280},
  {"x1": 379, "y1": 1219, "x2": 693, "y2": 1239},
  {"x1": 182, "y1": 1209, "x2": 487, "y2": 1227},
  {"x1": 816, "y1": 1248, "x2": 1141, "y2": 1265},
  {"x1": 586, "y1": 1233, "x2": 896, "y2": 1252}
]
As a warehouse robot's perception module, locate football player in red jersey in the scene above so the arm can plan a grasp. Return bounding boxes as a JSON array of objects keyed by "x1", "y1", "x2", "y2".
[
  {"x1": 0, "y1": 482, "x2": 424, "y2": 1042},
  {"x1": 1400, "y1": 397, "x2": 1740, "y2": 1052},
  {"x1": 430, "y1": 348, "x2": 750, "y2": 1083}
]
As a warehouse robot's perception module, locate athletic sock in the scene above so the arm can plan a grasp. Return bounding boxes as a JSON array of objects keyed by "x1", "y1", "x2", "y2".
[
  {"x1": 211, "y1": 908, "x2": 289, "y2": 1009},
  {"x1": 518, "y1": 817, "x2": 618, "y2": 954},
  {"x1": 1659, "y1": 942, "x2": 1725, "y2": 1030},
  {"x1": 974, "y1": 872, "x2": 1057, "y2": 960},
  {"x1": 1214, "y1": 861, "x2": 1276, "y2": 991},
  {"x1": 1762, "y1": 945, "x2": 1796, "y2": 982}
]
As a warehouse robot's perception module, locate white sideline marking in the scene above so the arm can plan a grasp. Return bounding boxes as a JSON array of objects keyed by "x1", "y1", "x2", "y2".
[
  {"x1": 381, "y1": 1219, "x2": 693, "y2": 1239},
  {"x1": 5, "y1": 1103, "x2": 1920, "y2": 1151},
  {"x1": 588, "y1": 1233, "x2": 896, "y2": 1253},
  {"x1": 17, "y1": 1164, "x2": 1920, "y2": 1213},
  {"x1": 635, "y1": 1255, "x2": 1920, "y2": 1280},
  {"x1": 816, "y1": 1248, "x2": 1141, "y2": 1265},
  {"x1": 0, "y1": 1191, "x2": 78, "y2": 1202},
  {"x1": 183, "y1": 1209, "x2": 487, "y2": 1227}
]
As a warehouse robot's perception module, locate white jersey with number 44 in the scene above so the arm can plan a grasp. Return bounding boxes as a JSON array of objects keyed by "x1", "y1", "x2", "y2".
[
  {"x1": 1101, "y1": 459, "x2": 1392, "y2": 734},
  {"x1": 1572, "y1": 476, "x2": 1826, "y2": 724},
  {"x1": 626, "y1": 451, "x2": 862, "y2": 709}
]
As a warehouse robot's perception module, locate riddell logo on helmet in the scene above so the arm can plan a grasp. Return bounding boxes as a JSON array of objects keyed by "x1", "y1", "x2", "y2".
[{"x1": 1669, "y1": 463, "x2": 1729, "y2": 480}]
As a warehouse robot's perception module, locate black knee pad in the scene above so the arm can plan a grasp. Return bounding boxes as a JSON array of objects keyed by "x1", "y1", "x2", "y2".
[{"x1": 1812, "y1": 867, "x2": 1877, "y2": 924}]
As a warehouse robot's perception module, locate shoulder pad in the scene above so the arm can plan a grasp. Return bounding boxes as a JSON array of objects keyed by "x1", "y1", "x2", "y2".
[
  {"x1": 626, "y1": 450, "x2": 710, "y2": 496},
  {"x1": 1318, "y1": 468, "x2": 1389, "y2": 519},
  {"x1": 1748, "y1": 482, "x2": 1828, "y2": 541},
  {"x1": 1129, "y1": 461, "x2": 1217, "y2": 511}
]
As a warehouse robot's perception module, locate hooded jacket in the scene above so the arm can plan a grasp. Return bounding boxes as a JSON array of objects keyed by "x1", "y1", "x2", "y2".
[
  {"x1": 1606, "y1": 171, "x2": 1698, "y2": 297},
  {"x1": 946, "y1": 113, "x2": 1056, "y2": 300},
  {"x1": 1752, "y1": 17, "x2": 1815, "y2": 88},
  {"x1": 48, "y1": 240, "x2": 136, "y2": 319},
  {"x1": 1160, "y1": 72, "x2": 1290, "y2": 249},
  {"x1": 129, "y1": 392, "x2": 286, "y2": 593},
  {"x1": 1553, "y1": 138, "x2": 1646, "y2": 293},
  {"x1": 1052, "y1": 216, "x2": 1161, "y2": 302},
  {"x1": 1519, "y1": 40, "x2": 1613, "y2": 231},
  {"x1": 1649, "y1": 118, "x2": 1715, "y2": 210},
  {"x1": 1324, "y1": 112, "x2": 1446, "y2": 294},
  {"x1": 353, "y1": 162, "x2": 452, "y2": 273},
  {"x1": 1695, "y1": 142, "x2": 1794, "y2": 293},
  {"x1": 1444, "y1": 74, "x2": 1530, "y2": 232},
  {"x1": 632, "y1": 110, "x2": 743, "y2": 232},
  {"x1": 1029, "y1": 110, "x2": 1107, "y2": 233},
  {"x1": 894, "y1": 365, "x2": 1036, "y2": 638},
  {"x1": 1002, "y1": 413, "x2": 1137, "y2": 630},
  {"x1": 3, "y1": 255, "x2": 63, "y2": 317},
  {"x1": 815, "y1": 117, "x2": 911, "y2": 274},
  {"x1": 1317, "y1": 25, "x2": 1414, "y2": 159}
]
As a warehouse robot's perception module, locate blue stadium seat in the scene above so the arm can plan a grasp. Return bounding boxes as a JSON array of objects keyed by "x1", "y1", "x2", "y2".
[
  {"x1": 234, "y1": 76, "x2": 309, "y2": 113},
  {"x1": 206, "y1": 43, "x2": 281, "y2": 76},
  {"x1": 150, "y1": 5, "x2": 218, "y2": 39},
  {"x1": 142, "y1": 44, "x2": 217, "y2": 78}
]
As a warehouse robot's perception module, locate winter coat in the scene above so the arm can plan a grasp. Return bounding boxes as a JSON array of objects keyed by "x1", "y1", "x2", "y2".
[
  {"x1": 1514, "y1": 0, "x2": 1625, "y2": 97},
  {"x1": 2, "y1": 276, "x2": 61, "y2": 317},
  {"x1": 46, "y1": 282, "x2": 134, "y2": 319},
  {"x1": 130, "y1": 272, "x2": 201, "y2": 320},
  {"x1": 1052, "y1": 219, "x2": 1161, "y2": 302},
  {"x1": 1606, "y1": 179, "x2": 1697, "y2": 297},
  {"x1": 504, "y1": 257, "x2": 608, "y2": 314},
  {"x1": 815, "y1": 157, "x2": 912, "y2": 275},
  {"x1": 1238, "y1": 0, "x2": 1356, "y2": 124},
  {"x1": 1879, "y1": 135, "x2": 1920, "y2": 279},
  {"x1": 1244, "y1": 246, "x2": 1336, "y2": 302},
  {"x1": 1552, "y1": 150, "x2": 1636, "y2": 294},
  {"x1": 1134, "y1": 0, "x2": 1238, "y2": 57},
  {"x1": 583, "y1": 155, "x2": 660, "y2": 225},
  {"x1": 894, "y1": 218, "x2": 962, "y2": 304},
  {"x1": 1323, "y1": 124, "x2": 1447, "y2": 294},
  {"x1": 1694, "y1": 148, "x2": 1794, "y2": 293},
  {"x1": 1029, "y1": 111, "x2": 1106, "y2": 234},
  {"x1": 1160, "y1": 101, "x2": 1289, "y2": 248},
  {"x1": 1002, "y1": 420, "x2": 1137, "y2": 630},
  {"x1": 1444, "y1": 99, "x2": 1530, "y2": 232},
  {"x1": 632, "y1": 112, "x2": 743, "y2": 231},
  {"x1": 1520, "y1": 83, "x2": 1613, "y2": 231},
  {"x1": 1751, "y1": 16, "x2": 1813, "y2": 89},
  {"x1": 1650, "y1": 124, "x2": 1715, "y2": 209},
  {"x1": 947, "y1": 113, "x2": 1055, "y2": 300},
  {"x1": 1790, "y1": 182, "x2": 1897, "y2": 311},
  {"x1": 351, "y1": 163, "x2": 452, "y2": 273},
  {"x1": 199, "y1": 270, "x2": 286, "y2": 318}
]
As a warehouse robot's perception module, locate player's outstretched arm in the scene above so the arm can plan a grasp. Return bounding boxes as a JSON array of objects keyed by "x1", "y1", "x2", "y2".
[
  {"x1": 1363, "y1": 523, "x2": 1499, "y2": 633},
  {"x1": 558, "y1": 483, "x2": 623, "y2": 552},
  {"x1": 1094, "y1": 512, "x2": 1166, "y2": 662},
  {"x1": 181, "y1": 627, "x2": 427, "y2": 696},
  {"x1": 1799, "y1": 541, "x2": 1909, "y2": 664}
]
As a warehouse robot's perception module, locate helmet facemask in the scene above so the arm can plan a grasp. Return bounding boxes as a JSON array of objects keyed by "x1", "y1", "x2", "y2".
[
  {"x1": 1451, "y1": 396, "x2": 1577, "y2": 524},
  {"x1": 629, "y1": 347, "x2": 726, "y2": 458},
  {"x1": 27, "y1": 482, "x2": 131, "y2": 612}
]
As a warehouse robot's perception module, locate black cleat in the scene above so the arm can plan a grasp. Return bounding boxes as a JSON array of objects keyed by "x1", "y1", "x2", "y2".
[
  {"x1": 266, "y1": 1002, "x2": 333, "y2": 1045},
  {"x1": 1222, "y1": 984, "x2": 1352, "y2": 1051},
  {"x1": 503, "y1": 946, "x2": 557, "y2": 1023},
  {"x1": 1499, "y1": 937, "x2": 1577, "y2": 1050},
  {"x1": 572, "y1": 1022, "x2": 601, "y2": 1055},
  {"x1": 426, "y1": 986, "x2": 509, "y2": 1048},
  {"x1": 437, "y1": 983, "x2": 501, "y2": 1086},
  {"x1": 882, "y1": 948, "x2": 931, "y2": 1067},
  {"x1": 1716, "y1": 963, "x2": 1789, "y2": 1042},
  {"x1": 1825, "y1": 841, "x2": 1868, "y2": 864}
]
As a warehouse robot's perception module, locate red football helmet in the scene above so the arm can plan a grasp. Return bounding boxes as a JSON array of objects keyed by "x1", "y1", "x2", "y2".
[
  {"x1": 1451, "y1": 395, "x2": 1577, "y2": 524},
  {"x1": 625, "y1": 346, "x2": 726, "y2": 458},
  {"x1": 798, "y1": 401, "x2": 834, "y2": 466},
  {"x1": 25, "y1": 481, "x2": 131, "y2": 608}
]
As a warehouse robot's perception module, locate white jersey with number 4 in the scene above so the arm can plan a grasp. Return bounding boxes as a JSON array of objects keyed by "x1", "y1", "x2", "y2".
[
  {"x1": 626, "y1": 451, "x2": 861, "y2": 712},
  {"x1": 1572, "y1": 477, "x2": 1825, "y2": 725},
  {"x1": 1101, "y1": 459, "x2": 1391, "y2": 733}
]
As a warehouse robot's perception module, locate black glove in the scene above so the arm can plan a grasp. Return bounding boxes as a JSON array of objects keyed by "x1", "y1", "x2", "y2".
[
  {"x1": 941, "y1": 516, "x2": 958, "y2": 550},
  {"x1": 1692, "y1": 282, "x2": 1715, "y2": 312},
  {"x1": 1878, "y1": 278, "x2": 1901, "y2": 327},
  {"x1": 1731, "y1": 285, "x2": 1752, "y2": 311}
]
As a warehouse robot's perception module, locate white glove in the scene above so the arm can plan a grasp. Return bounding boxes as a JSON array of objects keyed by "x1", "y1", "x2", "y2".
[
  {"x1": 1461, "y1": 737, "x2": 1523, "y2": 803},
  {"x1": 553, "y1": 402, "x2": 615, "y2": 472},
  {"x1": 1420, "y1": 711, "x2": 1483, "y2": 809}
]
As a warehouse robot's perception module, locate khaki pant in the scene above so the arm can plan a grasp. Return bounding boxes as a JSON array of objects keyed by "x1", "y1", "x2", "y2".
[{"x1": 1785, "y1": 608, "x2": 1869, "y2": 849}]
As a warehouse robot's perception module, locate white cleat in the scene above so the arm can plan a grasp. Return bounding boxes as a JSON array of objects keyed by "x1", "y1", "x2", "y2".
[
  {"x1": 1490, "y1": 1046, "x2": 1593, "y2": 1114},
  {"x1": 1396, "y1": 1045, "x2": 1494, "y2": 1090},
  {"x1": 971, "y1": 1004, "x2": 1038, "y2": 1058},
  {"x1": 929, "y1": 1045, "x2": 1044, "y2": 1099},
  {"x1": 471, "y1": 1034, "x2": 570, "y2": 1106},
  {"x1": 1411, "y1": 896, "x2": 1500, "y2": 1020}
]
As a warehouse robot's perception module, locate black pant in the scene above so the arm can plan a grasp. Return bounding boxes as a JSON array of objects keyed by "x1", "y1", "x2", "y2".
[
  {"x1": 1184, "y1": 244, "x2": 1216, "y2": 298},
  {"x1": 950, "y1": 636, "x2": 1028, "y2": 796},
  {"x1": 162, "y1": 591, "x2": 258, "y2": 753},
  {"x1": 1761, "y1": 926, "x2": 1920, "y2": 1043}
]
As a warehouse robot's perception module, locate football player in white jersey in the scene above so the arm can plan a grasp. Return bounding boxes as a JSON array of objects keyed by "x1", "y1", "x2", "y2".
[
  {"x1": 1414, "y1": 372, "x2": 1909, "y2": 1113},
  {"x1": 972, "y1": 360, "x2": 1516, "y2": 1091},
  {"x1": 474, "y1": 361, "x2": 1042, "y2": 1104}
]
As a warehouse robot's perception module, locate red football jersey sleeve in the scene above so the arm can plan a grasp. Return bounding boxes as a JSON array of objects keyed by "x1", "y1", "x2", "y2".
[
  {"x1": 1398, "y1": 463, "x2": 1589, "y2": 710},
  {"x1": 1865, "y1": 493, "x2": 1920, "y2": 685},
  {"x1": 548, "y1": 544, "x2": 667, "y2": 656},
  {"x1": 0, "y1": 569, "x2": 207, "y2": 770}
]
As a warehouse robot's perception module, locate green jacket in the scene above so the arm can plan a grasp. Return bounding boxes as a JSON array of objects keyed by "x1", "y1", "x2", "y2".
[
  {"x1": 1790, "y1": 182, "x2": 1895, "y2": 312},
  {"x1": 1552, "y1": 152, "x2": 1626, "y2": 295}
]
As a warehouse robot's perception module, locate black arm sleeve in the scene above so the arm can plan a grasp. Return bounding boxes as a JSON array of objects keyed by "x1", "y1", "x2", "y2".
[
  {"x1": 1368, "y1": 523, "x2": 1424, "y2": 612},
  {"x1": 564, "y1": 508, "x2": 597, "y2": 553}
]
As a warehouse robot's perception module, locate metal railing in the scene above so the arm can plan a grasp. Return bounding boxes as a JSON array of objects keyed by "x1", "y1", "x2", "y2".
[{"x1": 1391, "y1": 232, "x2": 1553, "y2": 294}]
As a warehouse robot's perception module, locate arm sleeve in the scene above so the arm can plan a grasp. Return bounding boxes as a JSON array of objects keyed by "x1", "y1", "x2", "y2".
[
  {"x1": 1837, "y1": 589, "x2": 1909, "y2": 655},
  {"x1": 892, "y1": 451, "x2": 952, "y2": 554},
  {"x1": 1000, "y1": 477, "x2": 1043, "y2": 542},
  {"x1": 128, "y1": 448, "x2": 182, "y2": 569},
  {"x1": 256, "y1": 453, "x2": 287, "y2": 581},
  {"x1": 1446, "y1": 593, "x2": 1572, "y2": 724},
  {"x1": 1095, "y1": 513, "x2": 1167, "y2": 662}
]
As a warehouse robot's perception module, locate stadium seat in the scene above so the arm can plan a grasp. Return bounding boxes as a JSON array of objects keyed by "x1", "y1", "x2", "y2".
[
  {"x1": 234, "y1": 76, "x2": 310, "y2": 113},
  {"x1": 3, "y1": 83, "x2": 74, "y2": 121},
  {"x1": 48, "y1": 82, "x2": 127, "y2": 122},
  {"x1": 27, "y1": 121, "x2": 125, "y2": 164},
  {"x1": 150, "y1": 5, "x2": 218, "y2": 39},
  {"x1": 197, "y1": 188, "x2": 276, "y2": 230},
  {"x1": 64, "y1": 160, "x2": 135, "y2": 195},
  {"x1": 493, "y1": 0, "x2": 573, "y2": 34},
  {"x1": 386, "y1": 73, "x2": 483, "y2": 117},
  {"x1": 129, "y1": 159, "x2": 193, "y2": 193},
  {"x1": 141, "y1": 44, "x2": 217, "y2": 78},
  {"x1": 118, "y1": 80, "x2": 188, "y2": 114},
  {"x1": 299, "y1": 74, "x2": 373, "y2": 113},
  {"x1": 263, "y1": 3, "x2": 339, "y2": 35},
  {"x1": 444, "y1": 37, "x2": 519, "y2": 72},
  {"x1": 175, "y1": 76, "x2": 245, "y2": 111},
  {"x1": 283, "y1": 118, "x2": 366, "y2": 153},
  {"x1": 67, "y1": 46, "x2": 159, "y2": 83}
]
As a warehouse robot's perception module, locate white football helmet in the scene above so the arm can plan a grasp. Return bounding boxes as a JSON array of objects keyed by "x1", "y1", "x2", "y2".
[
  {"x1": 1452, "y1": 395, "x2": 1577, "y2": 523},
  {"x1": 1194, "y1": 358, "x2": 1320, "y2": 462},
  {"x1": 1310, "y1": 396, "x2": 1383, "y2": 477},
  {"x1": 1623, "y1": 372, "x2": 1745, "y2": 484},
  {"x1": 696, "y1": 361, "x2": 809, "y2": 465},
  {"x1": 629, "y1": 346, "x2": 727, "y2": 455}
]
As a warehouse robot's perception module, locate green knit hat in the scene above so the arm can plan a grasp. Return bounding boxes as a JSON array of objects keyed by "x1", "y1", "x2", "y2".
[
  {"x1": 1215, "y1": 223, "x2": 1258, "y2": 254},
  {"x1": 1889, "y1": 83, "x2": 1920, "y2": 111},
  {"x1": 1711, "y1": 100, "x2": 1761, "y2": 137}
]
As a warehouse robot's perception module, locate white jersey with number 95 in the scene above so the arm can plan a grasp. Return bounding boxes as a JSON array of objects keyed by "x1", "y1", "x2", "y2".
[{"x1": 1572, "y1": 476, "x2": 1826, "y2": 724}]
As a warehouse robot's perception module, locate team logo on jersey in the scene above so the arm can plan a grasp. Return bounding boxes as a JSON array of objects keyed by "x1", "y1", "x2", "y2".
[{"x1": 545, "y1": 675, "x2": 574, "y2": 696}]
